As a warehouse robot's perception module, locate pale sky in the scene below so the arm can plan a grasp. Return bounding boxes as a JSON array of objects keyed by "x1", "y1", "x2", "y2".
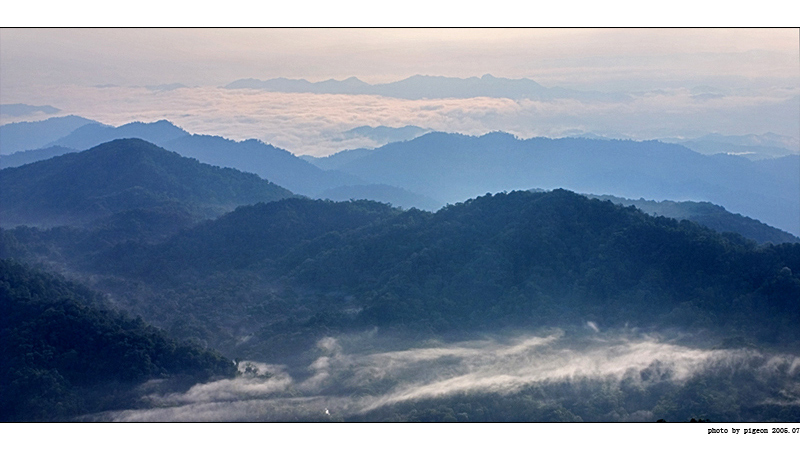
[{"x1": 1, "y1": 28, "x2": 798, "y2": 90}]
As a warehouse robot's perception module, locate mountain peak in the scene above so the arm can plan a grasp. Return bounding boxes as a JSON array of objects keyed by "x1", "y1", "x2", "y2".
[
  {"x1": 342, "y1": 76, "x2": 366, "y2": 83},
  {"x1": 47, "y1": 119, "x2": 190, "y2": 151},
  {"x1": 0, "y1": 138, "x2": 294, "y2": 228}
]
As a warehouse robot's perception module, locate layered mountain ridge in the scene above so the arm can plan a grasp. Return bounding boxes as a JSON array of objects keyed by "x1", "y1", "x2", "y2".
[{"x1": 0, "y1": 138, "x2": 293, "y2": 230}]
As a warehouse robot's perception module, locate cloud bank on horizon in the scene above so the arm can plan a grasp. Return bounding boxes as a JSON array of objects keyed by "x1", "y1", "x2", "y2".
[
  {"x1": 1, "y1": 29, "x2": 798, "y2": 156},
  {"x1": 2, "y1": 82, "x2": 797, "y2": 157}
]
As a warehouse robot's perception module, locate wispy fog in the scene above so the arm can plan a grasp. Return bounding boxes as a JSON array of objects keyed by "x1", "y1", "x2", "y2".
[
  {"x1": 4, "y1": 84, "x2": 798, "y2": 156},
  {"x1": 85, "y1": 329, "x2": 800, "y2": 422}
]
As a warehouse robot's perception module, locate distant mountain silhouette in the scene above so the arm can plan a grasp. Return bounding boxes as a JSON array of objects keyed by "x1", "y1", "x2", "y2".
[
  {"x1": 9, "y1": 119, "x2": 797, "y2": 235},
  {"x1": 11, "y1": 120, "x2": 364, "y2": 197},
  {"x1": 0, "y1": 116, "x2": 98, "y2": 155},
  {"x1": 0, "y1": 103, "x2": 61, "y2": 117},
  {"x1": 678, "y1": 142, "x2": 792, "y2": 160},
  {"x1": 694, "y1": 132, "x2": 798, "y2": 150},
  {"x1": 302, "y1": 148, "x2": 375, "y2": 171},
  {"x1": 48, "y1": 119, "x2": 190, "y2": 150},
  {"x1": 162, "y1": 134, "x2": 365, "y2": 196},
  {"x1": 1, "y1": 146, "x2": 77, "y2": 169},
  {"x1": 343, "y1": 125, "x2": 431, "y2": 146},
  {"x1": 225, "y1": 74, "x2": 630, "y2": 102},
  {"x1": 659, "y1": 133, "x2": 799, "y2": 160},
  {"x1": 0, "y1": 138, "x2": 293, "y2": 229},
  {"x1": 331, "y1": 132, "x2": 800, "y2": 235},
  {"x1": 585, "y1": 194, "x2": 800, "y2": 245},
  {"x1": 227, "y1": 76, "x2": 372, "y2": 95}
]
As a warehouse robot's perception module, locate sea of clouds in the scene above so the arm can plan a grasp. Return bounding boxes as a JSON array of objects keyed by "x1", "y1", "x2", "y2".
[{"x1": 3, "y1": 84, "x2": 798, "y2": 156}]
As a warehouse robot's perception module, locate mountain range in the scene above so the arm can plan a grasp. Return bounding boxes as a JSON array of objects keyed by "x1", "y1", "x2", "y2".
[
  {"x1": 342, "y1": 125, "x2": 430, "y2": 144},
  {"x1": 663, "y1": 132, "x2": 799, "y2": 152},
  {"x1": 659, "y1": 132, "x2": 799, "y2": 160},
  {"x1": 328, "y1": 132, "x2": 800, "y2": 236},
  {"x1": 2, "y1": 118, "x2": 798, "y2": 237},
  {"x1": 225, "y1": 74, "x2": 631, "y2": 102},
  {"x1": 47, "y1": 119, "x2": 190, "y2": 150},
  {"x1": 1, "y1": 67, "x2": 799, "y2": 421},
  {"x1": 587, "y1": 194, "x2": 800, "y2": 245},
  {"x1": 2, "y1": 134, "x2": 800, "y2": 422},
  {"x1": 6, "y1": 189, "x2": 798, "y2": 358}
]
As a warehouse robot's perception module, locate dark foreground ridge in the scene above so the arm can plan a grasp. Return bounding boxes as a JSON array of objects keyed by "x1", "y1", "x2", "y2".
[{"x1": 0, "y1": 259, "x2": 236, "y2": 421}]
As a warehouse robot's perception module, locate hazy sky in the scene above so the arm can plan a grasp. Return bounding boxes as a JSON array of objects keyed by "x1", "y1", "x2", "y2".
[
  {"x1": 2, "y1": 28, "x2": 798, "y2": 89},
  {"x1": 1, "y1": 28, "x2": 798, "y2": 155}
]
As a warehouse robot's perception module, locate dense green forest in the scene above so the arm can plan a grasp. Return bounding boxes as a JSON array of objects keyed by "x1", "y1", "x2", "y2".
[
  {"x1": 0, "y1": 259, "x2": 236, "y2": 421},
  {"x1": 279, "y1": 190, "x2": 799, "y2": 341},
  {"x1": 6, "y1": 190, "x2": 799, "y2": 363}
]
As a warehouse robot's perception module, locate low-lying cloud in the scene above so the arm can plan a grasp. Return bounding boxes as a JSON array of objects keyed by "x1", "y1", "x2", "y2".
[{"x1": 85, "y1": 329, "x2": 800, "y2": 422}]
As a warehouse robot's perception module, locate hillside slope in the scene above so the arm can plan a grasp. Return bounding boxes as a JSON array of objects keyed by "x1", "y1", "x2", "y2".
[
  {"x1": 0, "y1": 138, "x2": 293, "y2": 229},
  {"x1": 334, "y1": 132, "x2": 800, "y2": 235},
  {"x1": 0, "y1": 115, "x2": 98, "y2": 155},
  {"x1": 47, "y1": 120, "x2": 190, "y2": 150},
  {"x1": 586, "y1": 194, "x2": 800, "y2": 244},
  {"x1": 0, "y1": 259, "x2": 235, "y2": 421},
  {"x1": 163, "y1": 134, "x2": 364, "y2": 196}
]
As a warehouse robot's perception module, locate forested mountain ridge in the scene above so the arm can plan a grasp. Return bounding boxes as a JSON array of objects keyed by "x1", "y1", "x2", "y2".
[
  {"x1": 105, "y1": 197, "x2": 401, "y2": 279},
  {"x1": 332, "y1": 132, "x2": 800, "y2": 235},
  {"x1": 0, "y1": 138, "x2": 294, "y2": 230},
  {"x1": 586, "y1": 194, "x2": 800, "y2": 245},
  {"x1": 5, "y1": 119, "x2": 796, "y2": 238},
  {"x1": 316, "y1": 183, "x2": 443, "y2": 211},
  {"x1": 280, "y1": 190, "x2": 800, "y2": 338},
  {"x1": 14, "y1": 190, "x2": 794, "y2": 358},
  {"x1": 0, "y1": 259, "x2": 236, "y2": 421},
  {"x1": 1, "y1": 119, "x2": 366, "y2": 197},
  {"x1": 2, "y1": 198, "x2": 404, "y2": 359}
]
